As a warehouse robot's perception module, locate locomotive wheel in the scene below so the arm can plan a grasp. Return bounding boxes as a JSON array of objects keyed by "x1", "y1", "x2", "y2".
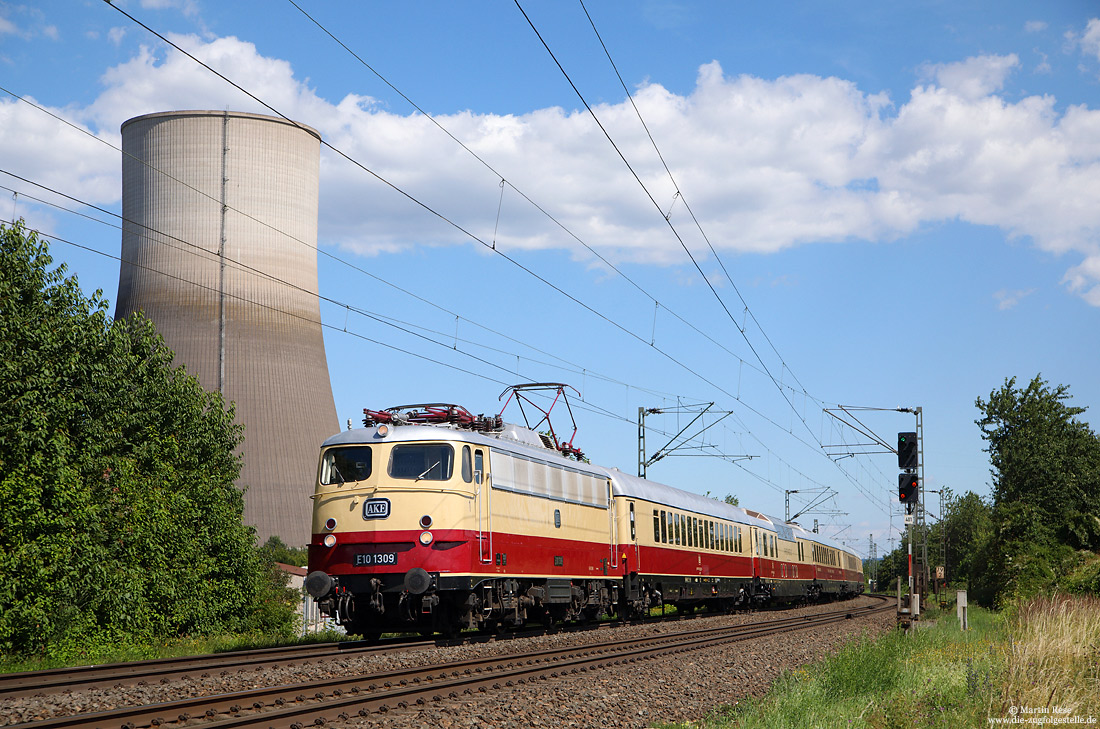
[{"x1": 349, "y1": 620, "x2": 382, "y2": 643}]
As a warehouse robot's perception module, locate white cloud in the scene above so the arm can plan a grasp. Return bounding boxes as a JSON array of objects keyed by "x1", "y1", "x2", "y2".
[
  {"x1": 1080, "y1": 18, "x2": 1100, "y2": 61},
  {"x1": 14, "y1": 37, "x2": 1100, "y2": 306},
  {"x1": 1024, "y1": 20, "x2": 1047, "y2": 33},
  {"x1": 108, "y1": 27, "x2": 127, "y2": 46},
  {"x1": 140, "y1": 0, "x2": 200, "y2": 18},
  {"x1": 993, "y1": 288, "x2": 1037, "y2": 310},
  {"x1": 920, "y1": 54, "x2": 1019, "y2": 99}
]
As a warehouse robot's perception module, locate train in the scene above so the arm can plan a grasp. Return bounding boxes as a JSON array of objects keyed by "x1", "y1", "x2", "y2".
[{"x1": 304, "y1": 394, "x2": 863, "y2": 639}]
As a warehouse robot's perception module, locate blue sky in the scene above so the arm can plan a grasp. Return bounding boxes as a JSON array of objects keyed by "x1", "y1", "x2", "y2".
[{"x1": 3, "y1": 0, "x2": 1100, "y2": 558}]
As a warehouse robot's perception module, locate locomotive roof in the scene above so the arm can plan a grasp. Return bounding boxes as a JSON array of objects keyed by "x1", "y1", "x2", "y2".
[
  {"x1": 322, "y1": 423, "x2": 856, "y2": 557},
  {"x1": 322, "y1": 423, "x2": 608, "y2": 477}
]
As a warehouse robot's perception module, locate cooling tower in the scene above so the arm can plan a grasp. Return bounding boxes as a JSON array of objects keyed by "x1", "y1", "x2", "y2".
[{"x1": 115, "y1": 110, "x2": 339, "y2": 546}]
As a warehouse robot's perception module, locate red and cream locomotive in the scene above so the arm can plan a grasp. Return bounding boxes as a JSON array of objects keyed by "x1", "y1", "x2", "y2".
[{"x1": 305, "y1": 387, "x2": 863, "y2": 639}]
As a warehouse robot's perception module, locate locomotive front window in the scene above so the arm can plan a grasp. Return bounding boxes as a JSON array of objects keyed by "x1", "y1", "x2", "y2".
[
  {"x1": 320, "y1": 446, "x2": 373, "y2": 484},
  {"x1": 389, "y1": 443, "x2": 455, "y2": 481}
]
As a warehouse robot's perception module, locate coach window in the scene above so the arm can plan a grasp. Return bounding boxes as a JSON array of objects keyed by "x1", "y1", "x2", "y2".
[
  {"x1": 660, "y1": 510, "x2": 668, "y2": 543},
  {"x1": 461, "y1": 446, "x2": 473, "y2": 483},
  {"x1": 653, "y1": 510, "x2": 661, "y2": 542}
]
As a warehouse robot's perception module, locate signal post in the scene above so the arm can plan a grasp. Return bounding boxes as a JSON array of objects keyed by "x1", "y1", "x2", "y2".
[{"x1": 897, "y1": 411, "x2": 922, "y2": 619}]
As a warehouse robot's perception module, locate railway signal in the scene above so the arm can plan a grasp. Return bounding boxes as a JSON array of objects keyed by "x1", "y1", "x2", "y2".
[
  {"x1": 897, "y1": 432, "x2": 918, "y2": 469},
  {"x1": 899, "y1": 473, "x2": 919, "y2": 504}
]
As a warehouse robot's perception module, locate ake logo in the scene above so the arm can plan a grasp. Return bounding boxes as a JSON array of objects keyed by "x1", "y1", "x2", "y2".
[{"x1": 363, "y1": 498, "x2": 391, "y2": 520}]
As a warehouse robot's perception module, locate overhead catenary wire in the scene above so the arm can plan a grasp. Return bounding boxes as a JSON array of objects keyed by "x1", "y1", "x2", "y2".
[
  {"x1": 0, "y1": 92, "x2": 836, "y2": 507},
  {"x1": 90, "y1": 3, "x2": 848, "y2": 505},
  {"x1": 34, "y1": 3, "x2": 890, "y2": 518},
  {"x1": 276, "y1": 0, "x2": 886, "y2": 511},
  {"x1": 2, "y1": 183, "x2": 788, "y2": 490},
  {"x1": 518, "y1": 1, "x2": 893, "y2": 514},
  {"x1": 282, "y1": 0, "x2": 813, "y2": 407}
]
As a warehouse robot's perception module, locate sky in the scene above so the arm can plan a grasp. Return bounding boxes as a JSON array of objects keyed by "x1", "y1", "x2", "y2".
[{"x1": 3, "y1": 0, "x2": 1100, "y2": 560}]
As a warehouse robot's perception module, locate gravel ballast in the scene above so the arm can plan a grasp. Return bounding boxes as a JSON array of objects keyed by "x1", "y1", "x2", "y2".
[{"x1": 0, "y1": 596, "x2": 893, "y2": 729}]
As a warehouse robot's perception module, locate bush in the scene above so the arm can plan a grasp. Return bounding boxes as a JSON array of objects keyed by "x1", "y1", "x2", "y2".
[{"x1": 0, "y1": 221, "x2": 296, "y2": 658}]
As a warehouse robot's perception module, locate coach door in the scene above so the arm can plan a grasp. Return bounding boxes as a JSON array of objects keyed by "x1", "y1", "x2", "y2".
[
  {"x1": 474, "y1": 448, "x2": 492, "y2": 563},
  {"x1": 607, "y1": 480, "x2": 618, "y2": 573},
  {"x1": 624, "y1": 500, "x2": 641, "y2": 601},
  {"x1": 750, "y1": 527, "x2": 759, "y2": 578}
]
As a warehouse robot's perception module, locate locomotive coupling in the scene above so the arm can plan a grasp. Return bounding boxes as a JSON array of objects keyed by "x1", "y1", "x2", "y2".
[
  {"x1": 304, "y1": 570, "x2": 335, "y2": 600},
  {"x1": 403, "y1": 567, "x2": 434, "y2": 595}
]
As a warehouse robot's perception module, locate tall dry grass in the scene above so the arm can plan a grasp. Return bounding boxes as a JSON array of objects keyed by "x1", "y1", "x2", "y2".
[{"x1": 1002, "y1": 594, "x2": 1100, "y2": 716}]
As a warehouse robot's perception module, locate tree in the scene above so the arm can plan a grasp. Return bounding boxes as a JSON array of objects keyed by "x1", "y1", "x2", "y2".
[
  {"x1": 973, "y1": 375, "x2": 1100, "y2": 605},
  {"x1": 0, "y1": 222, "x2": 296, "y2": 657},
  {"x1": 976, "y1": 375, "x2": 1100, "y2": 540}
]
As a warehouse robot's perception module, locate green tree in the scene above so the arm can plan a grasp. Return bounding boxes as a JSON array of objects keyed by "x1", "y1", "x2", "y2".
[
  {"x1": 931, "y1": 488, "x2": 993, "y2": 588},
  {"x1": 0, "y1": 222, "x2": 296, "y2": 657},
  {"x1": 973, "y1": 375, "x2": 1100, "y2": 605},
  {"x1": 260, "y1": 535, "x2": 309, "y2": 568}
]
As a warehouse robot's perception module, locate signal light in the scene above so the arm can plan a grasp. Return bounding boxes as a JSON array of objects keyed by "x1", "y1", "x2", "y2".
[
  {"x1": 898, "y1": 432, "x2": 918, "y2": 469},
  {"x1": 899, "y1": 473, "x2": 918, "y2": 503}
]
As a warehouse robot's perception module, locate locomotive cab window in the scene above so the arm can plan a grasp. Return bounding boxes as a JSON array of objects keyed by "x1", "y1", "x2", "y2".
[
  {"x1": 389, "y1": 443, "x2": 455, "y2": 481},
  {"x1": 320, "y1": 446, "x2": 372, "y2": 484},
  {"x1": 461, "y1": 445, "x2": 473, "y2": 483}
]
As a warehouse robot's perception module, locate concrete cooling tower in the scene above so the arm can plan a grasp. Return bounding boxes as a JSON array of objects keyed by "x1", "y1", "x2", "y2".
[{"x1": 115, "y1": 110, "x2": 339, "y2": 546}]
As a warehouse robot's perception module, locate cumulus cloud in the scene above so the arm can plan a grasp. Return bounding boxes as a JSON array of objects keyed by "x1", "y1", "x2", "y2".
[{"x1": 11, "y1": 34, "x2": 1100, "y2": 305}]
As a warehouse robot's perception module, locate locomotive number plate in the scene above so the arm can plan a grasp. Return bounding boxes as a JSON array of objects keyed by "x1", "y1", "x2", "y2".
[
  {"x1": 362, "y1": 498, "x2": 391, "y2": 519},
  {"x1": 354, "y1": 552, "x2": 397, "y2": 567}
]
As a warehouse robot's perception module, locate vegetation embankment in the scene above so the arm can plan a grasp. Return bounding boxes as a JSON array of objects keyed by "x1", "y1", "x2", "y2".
[{"x1": 659, "y1": 593, "x2": 1099, "y2": 729}]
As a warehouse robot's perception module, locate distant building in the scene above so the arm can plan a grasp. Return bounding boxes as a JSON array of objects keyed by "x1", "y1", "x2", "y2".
[{"x1": 115, "y1": 110, "x2": 339, "y2": 545}]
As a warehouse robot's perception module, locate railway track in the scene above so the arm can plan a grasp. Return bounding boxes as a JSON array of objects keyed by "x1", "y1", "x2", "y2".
[
  {"x1": 0, "y1": 597, "x2": 847, "y2": 700},
  {"x1": 0, "y1": 620, "x2": 629, "y2": 700},
  {"x1": 6, "y1": 596, "x2": 891, "y2": 729}
]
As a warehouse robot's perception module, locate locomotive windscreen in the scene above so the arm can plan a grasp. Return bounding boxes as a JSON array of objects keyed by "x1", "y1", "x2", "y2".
[
  {"x1": 320, "y1": 446, "x2": 373, "y2": 484},
  {"x1": 389, "y1": 443, "x2": 455, "y2": 481}
]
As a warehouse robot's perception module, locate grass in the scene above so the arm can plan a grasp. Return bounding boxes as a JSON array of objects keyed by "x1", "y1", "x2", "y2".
[
  {"x1": 1000, "y1": 594, "x2": 1100, "y2": 718},
  {"x1": 655, "y1": 592, "x2": 1100, "y2": 729},
  {"x1": 656, "y1": 598, "x2": 1007, "y2": 729},
  {"x1": 0, "y1": 629, "x2": 350, "y2": 674}
]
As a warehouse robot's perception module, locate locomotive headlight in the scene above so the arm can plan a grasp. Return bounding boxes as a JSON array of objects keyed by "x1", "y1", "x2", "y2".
[
  {"x1": 323, "y1": 533, "x2": 337, "y2": 548},
  {"x1": 324, "y1": 517, "x2": 337, "y2": 531},
  {"x1": 418, "y1": 531, "x2": 434, "y2": 546}
]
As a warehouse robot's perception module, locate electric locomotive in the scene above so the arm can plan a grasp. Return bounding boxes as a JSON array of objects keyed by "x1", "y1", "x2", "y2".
[{"x1": 305, "y1": 391, "x2": 863, "y2": 639}]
